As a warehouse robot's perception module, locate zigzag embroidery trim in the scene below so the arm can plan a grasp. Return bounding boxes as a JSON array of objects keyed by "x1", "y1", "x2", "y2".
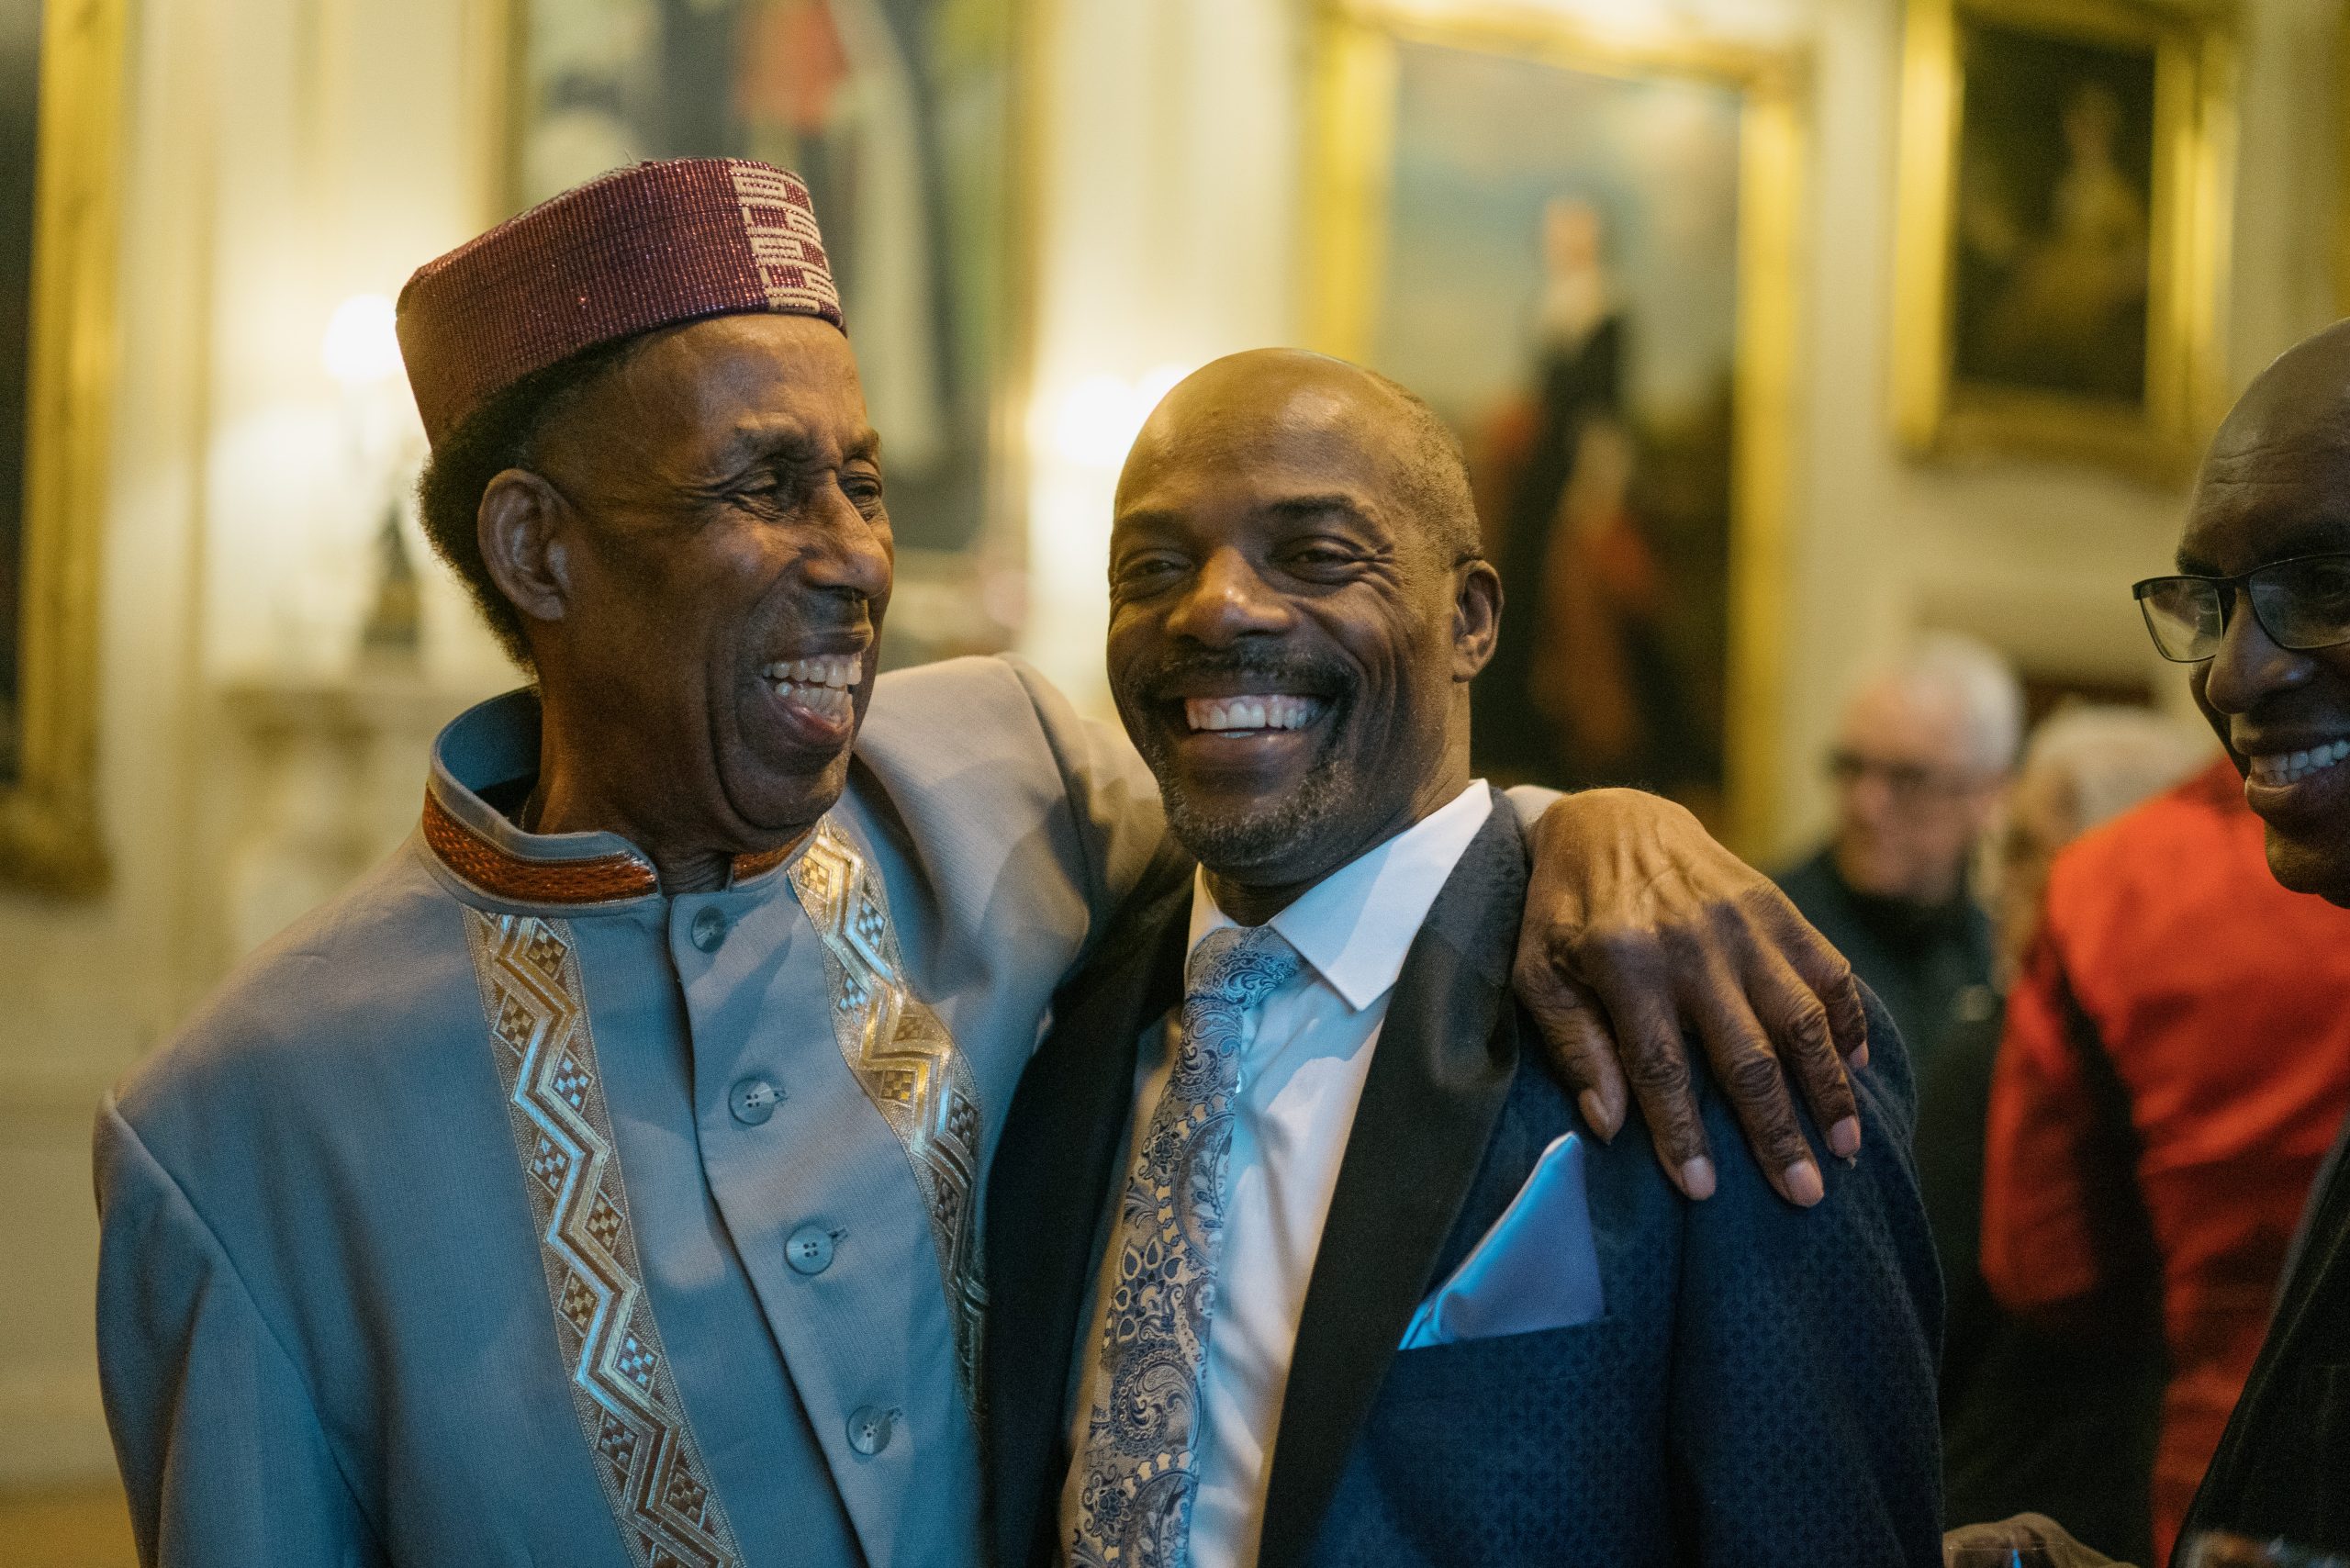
[
  {"x1": 463, "y1": 908, "x2": 747, "y2": 1568},
  {"x1": 788, "y1": 817, "x2": 988, "y2": 1406},
  {"x1": 729, "y1": 162, "x2": 837, "y2": 317}
]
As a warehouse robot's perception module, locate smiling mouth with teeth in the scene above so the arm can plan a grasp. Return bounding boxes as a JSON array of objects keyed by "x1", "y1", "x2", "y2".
[
  {"x1": 2248, "y1": 738, "x2": 2350, "y2": 786},
  {"x1": 1183, "y1": 695, "x2": 1326, "y2": 734},
  {"x1": 762, "y1": 653, "x2": 862, "y2": 722}
]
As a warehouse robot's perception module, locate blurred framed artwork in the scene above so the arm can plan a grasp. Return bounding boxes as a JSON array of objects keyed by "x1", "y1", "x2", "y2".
[
  {"x1": 1893, "y1": 0, "x2": 2235, "y2": 478},
  {"x1": 1305, "y1": 3, "x2": 1802, "y2": 849},
  {"x1": 512, "y1": 0, "x2": 1037, "y2": 665},
  {"x1": 0, "y1": 0, "x2": 123, "y2": 893}
]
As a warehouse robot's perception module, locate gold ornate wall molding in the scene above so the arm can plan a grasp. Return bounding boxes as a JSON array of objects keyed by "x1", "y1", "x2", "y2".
[{"x1": 5, "y1": 0, "x2": 126, "y2": 893}]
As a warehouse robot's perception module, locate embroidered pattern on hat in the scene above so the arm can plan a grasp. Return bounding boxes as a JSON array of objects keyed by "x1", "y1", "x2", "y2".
[{"x1": 729, "y1": 163, "x2": 839, "y2": 320}]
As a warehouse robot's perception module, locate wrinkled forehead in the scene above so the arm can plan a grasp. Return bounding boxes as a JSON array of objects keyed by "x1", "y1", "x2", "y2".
[{"x1": 2181, "y1": 361, "x2": 2350, "y2": 573}]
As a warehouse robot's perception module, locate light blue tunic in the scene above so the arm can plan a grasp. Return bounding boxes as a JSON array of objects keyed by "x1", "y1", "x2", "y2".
[{"x1": 94, "y1": 656, "x2": 1166, "y2": 1568}]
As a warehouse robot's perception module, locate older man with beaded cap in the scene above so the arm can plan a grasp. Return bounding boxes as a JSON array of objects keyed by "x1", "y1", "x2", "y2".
[{"x1": 93, "y1": 160, "x2": 1874, "y2": 1568}]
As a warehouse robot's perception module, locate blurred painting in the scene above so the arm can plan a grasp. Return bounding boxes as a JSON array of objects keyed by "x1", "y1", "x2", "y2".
[
  {"x1": 1952, "y1": 21, "x2": 2155, "y2": 405},
  {"x1": 1351, "y1": 34, "x2": 1756, "y2": 810},
  {"x1": 519, "y1": 0, "x2": 1023, "y2": 655},
  {"x1": 1, "y1": 0, "x2": 119, "y2": 890},
  {"x1": 1893, "y1": 0, "x2": 2232, "y2": 476},
  {"x1": 1, "y1": 0, "x2": 38, "y2": 790}
]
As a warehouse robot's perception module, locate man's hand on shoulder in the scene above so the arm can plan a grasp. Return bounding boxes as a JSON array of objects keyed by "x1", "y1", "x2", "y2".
[{"x1": 1513, "y1": 788, "x2": 1868, "y2": 1209}]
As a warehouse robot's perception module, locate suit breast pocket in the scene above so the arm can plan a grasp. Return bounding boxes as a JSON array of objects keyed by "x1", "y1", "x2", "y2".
[{"x1": 1379, "y1": 1314, "x2": 1628, "y2": 1405}]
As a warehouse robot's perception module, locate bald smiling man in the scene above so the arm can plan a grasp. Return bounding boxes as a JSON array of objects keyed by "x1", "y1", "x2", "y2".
[{"x1": 984, "y1": 351, "x2": 1942, "y2": 1568}]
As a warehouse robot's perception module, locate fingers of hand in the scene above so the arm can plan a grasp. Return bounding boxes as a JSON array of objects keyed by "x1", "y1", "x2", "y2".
[
  {"x1": 1753, "y1": 892, "x2": 1874, "y2": 1069},
  {"x1": 1820, "y1": 963, "x2": 1870, "y2": 1070},
  {"x1": 1514, "y1": 944, "x2": 1629, "y2": 1137},
  {"x1": 1596, "y1": 980, "x2": 1715, "y2": 1201},
  {"x1": 1681, "y1": 958, "x2": 1825, "y2": 1208},
  {"x1": 1745, "y1": 945, "x2": 1863, "y2": 1161}
]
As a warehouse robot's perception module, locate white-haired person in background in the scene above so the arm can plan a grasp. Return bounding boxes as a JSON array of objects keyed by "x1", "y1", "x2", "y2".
[
  {"x1": 1776, "y1": 633, "x2": 2025, "y2": 1076},
  {"x1": 1919, "y1": 706, "x2": 2210, "y2": 1563}
]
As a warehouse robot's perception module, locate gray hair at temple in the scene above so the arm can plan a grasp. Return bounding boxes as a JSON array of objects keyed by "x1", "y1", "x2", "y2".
[
  {"x1": 2017, "y1": 704, "x2": 2210, "y2": 837},
  {"x1": 1881, "y1": 632, "x2": 2026, "y2": 780}
]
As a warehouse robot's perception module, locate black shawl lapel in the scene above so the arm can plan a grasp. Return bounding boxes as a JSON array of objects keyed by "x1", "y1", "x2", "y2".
[
  {"x1": 983, "y1": 851, "x2": 1193, "y2": 1568},
  {"x1": 1255, "y1": 793, "x2": 1528, "y2": 1566}
]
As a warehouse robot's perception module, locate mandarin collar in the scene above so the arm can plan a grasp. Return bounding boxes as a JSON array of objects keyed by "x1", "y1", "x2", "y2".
[{"x1": 421, "y1": 689, "x2": 806, "y2": 911}]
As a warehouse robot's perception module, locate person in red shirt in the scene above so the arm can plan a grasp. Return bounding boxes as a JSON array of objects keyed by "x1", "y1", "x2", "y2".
[{"x1": 1982, "y1": 756, "x2": 2350, "y2": 1565}]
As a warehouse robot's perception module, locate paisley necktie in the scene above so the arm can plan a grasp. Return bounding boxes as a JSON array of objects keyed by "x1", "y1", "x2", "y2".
[{"x1": 1070, "y1": 924, "x2": 1301, "y2": 1568}]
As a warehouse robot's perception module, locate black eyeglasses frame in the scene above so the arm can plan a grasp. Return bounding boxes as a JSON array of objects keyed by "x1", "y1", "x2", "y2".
[{"x1": 2131, "y1": 551, "x2": 2350, "y2": 664}]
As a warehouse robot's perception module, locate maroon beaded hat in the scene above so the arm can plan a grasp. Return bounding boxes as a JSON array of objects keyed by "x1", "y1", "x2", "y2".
[{"x1": 396, "y1": 158, "x2": 844, "y2": 448}]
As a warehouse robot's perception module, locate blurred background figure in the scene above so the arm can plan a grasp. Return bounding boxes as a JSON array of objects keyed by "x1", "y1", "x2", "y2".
[
  {"x1": 1775, "y1": 633, "x2": 2022, "y2": 1074},
  {"x1": 1476, "y1": 201, "x2": 1626, "y2": 775},
  {"x1": 1980, "y1": 750, "x2": 2350, "y2": 1566},
  {"x1": 1919, "y1": 706, "x2": 2209, "y2": 1562}
]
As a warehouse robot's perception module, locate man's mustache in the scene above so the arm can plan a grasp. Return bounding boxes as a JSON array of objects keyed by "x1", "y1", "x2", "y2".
[{"x1": 1130, "y1": 647, "x2": 1356, "y2": 705}]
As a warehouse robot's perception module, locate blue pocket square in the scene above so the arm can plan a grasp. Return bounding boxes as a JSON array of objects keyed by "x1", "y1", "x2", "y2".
[{"x1": 1399, "y1": 1132, "x2": 1606, "y2": 1349}]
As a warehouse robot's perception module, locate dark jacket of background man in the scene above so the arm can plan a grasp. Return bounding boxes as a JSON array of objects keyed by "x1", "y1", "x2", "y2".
[
  {"x1": 984, "y1": 803, "x2": 1945, "y2": 1568},
  {"x1": 1779, "y1": 846, "x2": 1994, "y2": 1076}
]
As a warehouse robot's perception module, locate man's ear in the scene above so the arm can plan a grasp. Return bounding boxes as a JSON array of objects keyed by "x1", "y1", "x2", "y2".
[
  {"x1": 1451, "y1": 557, "x2": 1503, "y2": 681},
  {"x1": 478, "y1": 468, "x2": 575, "y2": 627}
]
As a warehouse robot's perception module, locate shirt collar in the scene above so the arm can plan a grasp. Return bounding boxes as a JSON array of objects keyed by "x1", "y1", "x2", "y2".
[{"x1": 1186, "y1": 780, "x2": 1494, "y2": 1012}]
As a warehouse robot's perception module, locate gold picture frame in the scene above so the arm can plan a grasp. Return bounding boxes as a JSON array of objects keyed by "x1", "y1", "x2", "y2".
[
  {"x1": 1304, "y1": 2, "x2": 1802, "y2": 855},
  {"x1": 2, "y1": 0, "x2": 124, "y2": 893},
  {"x1": 1893, "y1": 0, "x2": 2235, "y2": 480}
]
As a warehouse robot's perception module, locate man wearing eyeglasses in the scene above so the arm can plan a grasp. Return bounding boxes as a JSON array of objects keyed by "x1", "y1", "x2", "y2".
[
  {"x1": 1774, "y1": 634, "x2": 2021, "y2": 1077},
  {"x1": 2131, "y1": 327, "x2": 2350, "y2": 1560},
  {"x1": 1948, "y1": 322, "x2": 2350, "y2": 1566}
]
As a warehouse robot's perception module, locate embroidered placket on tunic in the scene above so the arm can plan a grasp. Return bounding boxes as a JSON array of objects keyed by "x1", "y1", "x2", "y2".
[
  {"x1": 461, "y1": 812, "x2": 986, "y2": 1568},
  {"x1": 464, "y1": 910, "x2": 747, "y2": 1568},
  {"x1": 787, "y1": 818, "x2": 990, "y2": 1403}
]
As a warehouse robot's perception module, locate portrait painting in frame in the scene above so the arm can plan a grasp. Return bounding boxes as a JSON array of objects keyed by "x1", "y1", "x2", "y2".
[
  {"x1": 1, "y1": 0, "x2": 122, "y2": 893},
  {"x1": 1894, "y1": 0, "x2": 2234, "y2": 478},
  {"x1": 513, "y1": 0, "x2": 1036, "y2": 665},
  {"x1": 1306, "y1": 3, "x2": 1800, "y2": 851}
]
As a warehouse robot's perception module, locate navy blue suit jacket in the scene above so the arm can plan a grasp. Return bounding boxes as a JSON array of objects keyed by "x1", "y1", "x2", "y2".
[{"x1": 983, "y1": 799, "x2": 1945, "y2": 1566}]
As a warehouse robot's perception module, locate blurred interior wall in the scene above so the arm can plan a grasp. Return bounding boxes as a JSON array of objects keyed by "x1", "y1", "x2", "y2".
[
  {"x1": 0, "y1": 0, "x2": 2341, "y2": 1491},
  {"x1": 0, "y1": 0, "x2": 511, "y2": 1486}
]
